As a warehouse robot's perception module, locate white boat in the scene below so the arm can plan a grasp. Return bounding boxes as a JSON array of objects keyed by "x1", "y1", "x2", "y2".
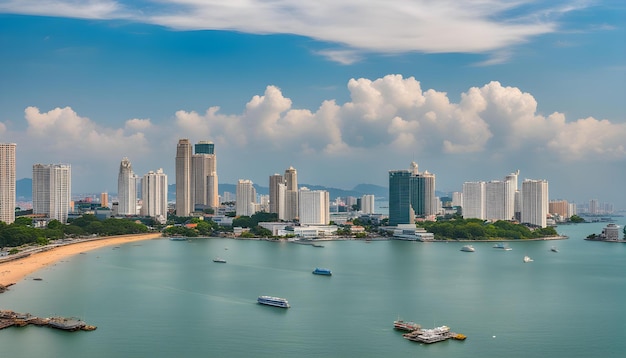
[
  {"x1": 213, "y1": 257, "x2": 227, "y2": 263},
  {"x1": 257, "y1": 296, "x2": 290, "y2": 308},
  {"x1": 523, "y1": 255, "x2": 533, "y2": 263},
  {"x1": 551, "y1": 246, "x2": 558, "y2": 253},
  {"x1": 493, "y1": 243, "x2": 512, "y2": 251},
  {"x1": 460, "y1": 245, "x2": 475, "y2": 252}
]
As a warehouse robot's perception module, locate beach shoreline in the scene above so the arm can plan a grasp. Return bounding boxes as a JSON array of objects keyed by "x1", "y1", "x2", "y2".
[{"x1": 0, "y1": 232, "x2": 162, "y2": 288}]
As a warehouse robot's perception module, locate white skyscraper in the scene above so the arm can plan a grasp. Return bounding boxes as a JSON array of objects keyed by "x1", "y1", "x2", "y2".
[
  {"x1": 361, "y1": 194, "x2": 375, "y2": 214},
  {"x1": 298, "y1": 188, "x2": 329, "y2": 225},
  {"x1": 176, "y1": 139, "x2": 193, "y2": 216},
  {"x1": 451, "y1": 192, "x2": 463, "y2": 208},
  {"x1": 485, "y1": 180, "x2": 508, "y2": 221},
  {"x1": 32, "y1": 164, "x2": 71, "y2": 223},
  {"x1": 462, "y1": 181, "x2": 485, "y2": 219},
  {"x1": 521, "y1": 179, "x2": 549, "y2": 228},
  {"x1": 140, "y1": 168, "x2": 168, "y2": 222},
  {"x1": 117, "y1": 157, "x2": 137, "y2": 215},
  {"x1": 0, "y1": 143, "x2": 16, "y2": 224},
  {"x1": 236, "y1": 179, "x2": 257, "y2": 217}
]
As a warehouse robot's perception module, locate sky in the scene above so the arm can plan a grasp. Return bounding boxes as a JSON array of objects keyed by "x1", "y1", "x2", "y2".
[{"x1": 0, "y1": 0, "x2": 624, "y2": 208}]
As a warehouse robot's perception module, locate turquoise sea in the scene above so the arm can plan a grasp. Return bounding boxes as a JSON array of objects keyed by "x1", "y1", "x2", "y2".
[{"x1": 1, "y1": 218, "x2": 625, "y2": 357}]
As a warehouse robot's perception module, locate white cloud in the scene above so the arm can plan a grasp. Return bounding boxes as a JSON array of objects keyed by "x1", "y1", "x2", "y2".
[
  {"x1": 23, "y1": 106, "x2": 150, "y2": 160},
  {"x1": 0, "y1": 0, "x2": 589, "y2": 62},
  {"x1": 10, "y1": 75, "x2": 625, "y2": 199},
  {"x1": 0, "y1": 0, "x2": 123, "y2": 19},
  {"x1": 125, "y1": 118, "x2": 152, "y2": 132}
]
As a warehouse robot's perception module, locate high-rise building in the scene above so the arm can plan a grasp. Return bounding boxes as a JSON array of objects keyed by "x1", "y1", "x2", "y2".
[
  {"x1": 176, "y1": 139, "x2": 193, "y2": 216},
  {"x1": 521, "y1": 179, "x2": 549, "y2": 228},
  {"x1": 284, "y1": 166, "x2": 298, "y2": 221},
  {"x1": 32, "y1": 164, "x2": 71, "y2": 223},
  {"x1": 236, "y1": 179, "x2": 257, "y2": 217},
  {"x1": 117, "y1": 157, "x2": 137, "y2": 215},
  {"x1": 388, "y1": 162, "x2": 436, "y2": 226},
  {"x1": 462, "y1": 181, "x2": 485, "y2": 219},
  {"x1": 361, "y1": 194, "x2": 375, "y2": 214},
  {"x1": 141, "y1": 168, "x2": 168, "y2": 223},
  {"x1": 451, "y1": 192, "x2": 463, "y2": 208},
  {"x1": 269, "y1": 173, "x2": 284, "y2": 215},
  {"x1": 549, "y1": 200, "x2": 570, "y2": 219},
  {"x1": 299, "y1": 188, "x2": 329, "y2": 225},
  {"x1": 485, "y1": 181, "x2": 508, "y2": 220},
  {"x1": 100, "y1": 192, "x2": 109, "y2": 208},
  {"x1": 191, "y1": 141, "x2": 218, "y2": 210},
  {"x1": 0, "y1": 143, "x2": 16, "y2": 224}
]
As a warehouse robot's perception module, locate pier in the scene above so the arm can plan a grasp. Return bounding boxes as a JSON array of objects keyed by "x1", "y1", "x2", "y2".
[
  {"x1": 0, "y1": 310, "x2": 96, "y2": 332},
  {"x1": 395, "y1": 321, "x2": 466, "y2": 344}
]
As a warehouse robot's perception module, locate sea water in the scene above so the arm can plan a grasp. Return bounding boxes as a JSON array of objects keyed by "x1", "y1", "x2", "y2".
[{"x1": 0, "y1": 219, "x2": 625, "y2": 358}]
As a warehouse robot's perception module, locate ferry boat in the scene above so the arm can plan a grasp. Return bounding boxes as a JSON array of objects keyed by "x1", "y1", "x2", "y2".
[
  {"x1": 493, "y1": 243, "x2": 512, "y2": 251},
  {"x1": 257, "y1": 296, "x2": 290, "y2": 308},
  {"x1": 312, "y1": 267, "x2": 332, "y2": 276},
  {"x1": 393, "y1": 319, "x2": 420, "y2": 332},
  {"x1": 523, "y1": 255, "x2": 534, "y2": 263},
  {"x1": 213, "y1": 257, "x2": 227, "y2": 263},
  {"x1": 460, "y1": 245, "x2": 475, "y2": 252}
]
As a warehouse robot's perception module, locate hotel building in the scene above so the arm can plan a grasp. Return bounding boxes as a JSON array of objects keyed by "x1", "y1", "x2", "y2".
[
  {"x1": 299, "y1": 188, "x2": 330, "y2": 225},
  {"x1": 140, "y1": 168, "x2": 168, "y2": 223},
  {"x1": 521, "y1": 179, "x2": 549, "y2": 228},
  {"x1": 117, "y1": 157, "x2": 138, "y2": 215},
  {"x1": 0, "y1": 143, "x2": 16, "y2": 224},
  {"x1": 175, "y1": 139, "x2": 193, "y2": 216},
  {"x1": 32, "y1": 163, "x2": 71, "y2": 223}
]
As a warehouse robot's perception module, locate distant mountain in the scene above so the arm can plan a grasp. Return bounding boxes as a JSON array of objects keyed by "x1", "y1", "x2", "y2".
[{"x1": 16, "y1": 178, "x2": 32, "y2": 200}]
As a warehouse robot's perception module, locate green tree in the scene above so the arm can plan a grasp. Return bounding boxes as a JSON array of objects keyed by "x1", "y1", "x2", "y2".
[
  {"x1": 569, "y1": 215, "x2": 585, "y2": 223},
  {"x1": 13, "y1": 217, "x2": 33, "y2": 227}
]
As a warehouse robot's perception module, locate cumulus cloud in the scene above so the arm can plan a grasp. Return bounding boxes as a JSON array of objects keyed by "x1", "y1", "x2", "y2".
[
  {"x1": 10, "y1": 75, "x2": 625, "y2": 195},
  {"x1": 24, "y1": 106, "x2": 149, "y2": 159},
  {"x1": 0, "y1": 0, "x2": 589, "y2": 62},
  {"x1": 170, "y1": 75, "x2": 626, "y2": 164},
  {"x1": 125, "y1": 118, "x2": 152, "y2": 132}
]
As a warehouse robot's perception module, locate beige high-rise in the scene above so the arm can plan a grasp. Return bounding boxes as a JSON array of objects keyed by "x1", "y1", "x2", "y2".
[
  {"x1": 0, "y1": 143, "x2": 16, "y2": 224},
  {"x1": 176, "y1": 139, "x2": 192, "y2": 216},
  {"x1": 284, "y1": 166, "x2": 298, "y2": 221}
]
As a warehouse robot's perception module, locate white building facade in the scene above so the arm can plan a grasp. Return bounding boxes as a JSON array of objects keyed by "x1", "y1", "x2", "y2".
[
  {"x1": 33, "y1": 164, "x2": 71, "y2": 223},
  {"x1": 236, "y1": 179, "x2": 257, "y2": 217},
  {"x1": 361, "y1": 194, "x2": 375, "y2": 214},
  {"x1": 462, "y1": 181, "x2": 485, "y2": 220},
  {"x1": 117, "y1": 157, "x2": 138, "y2": 215},
  {"x1": 298, "y1": 188, "x2": 329, "y2": 225},
  {"x1": 140, "y1": 168, "x2": 168, "y2": 222},
  {"x1": 521, "y1": 179, "x2": 549, "y2": 228},
  {"x1": 0, "y1": 143, "x2": 16, "y2": 224}
]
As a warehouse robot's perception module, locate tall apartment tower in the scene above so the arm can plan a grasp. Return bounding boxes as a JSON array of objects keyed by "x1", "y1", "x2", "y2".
[
  {"x1": 462, "y1": 181, "x2": 486, "y2": 219},
  {"x1": 141, "y1": 168, "x2": 168, "y2": 223},
  {"x1": 100, "y1": 192, "x2": 109, "y2": 208},
  {"x1": 192, "y1": 141, "x2": 218, "y2": 210},
  {"x1": 361, "y1": 194, "x2": 375, "y2": 214},
  {"x1": 389, "y1": 170, "x2": 413, "y2": 226},
  {"x1": 298, "y1": 188, "x2": 330, "y2": 225},
  {"x1": 269, "y1": 173, "x2": 284, "y2": 215},
  {"x1": 521, "y1": 179, "x2": 549, "y2": 228},
  {"x1": 0, "y1": 143, "x2": 16, "y2": 224},
  {"x1": 32, "y1": 164, "x2": 71, "y2": 223},
  {"x1": 388, "y1": 162, "x2": 437, "y2": 226},
  {"x1": 284, "y1": 166, "x2": 298, "y2": 221},
  {"x1": 117, "y1": 157, "x2": 137, "y2": 215},
  {"x1": 175, "y1": 139, "x2": 193, "y2": 216},
  {"x1": 236, "y1": 179, "x2": 257, "y2": 217}
]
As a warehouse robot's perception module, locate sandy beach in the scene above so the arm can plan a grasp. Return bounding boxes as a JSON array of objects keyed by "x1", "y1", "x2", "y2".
[{"x1": 0, "y1": 232, "x2": 162, "y2": 287}]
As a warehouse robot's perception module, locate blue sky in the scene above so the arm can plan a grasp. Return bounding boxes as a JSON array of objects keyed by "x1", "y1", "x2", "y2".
[{"x1": 0, "y1": 1, "x2": 624, "y2": 207}]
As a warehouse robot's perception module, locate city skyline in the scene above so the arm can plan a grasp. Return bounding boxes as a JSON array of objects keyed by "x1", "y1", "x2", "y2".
[{"x1": 0, "y1": 2, "x2": 624, "y2": 206}]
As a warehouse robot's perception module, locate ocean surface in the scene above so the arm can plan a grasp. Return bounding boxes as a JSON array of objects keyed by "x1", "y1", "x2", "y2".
[{"x1": 1, "y1": 218, "x2": 625, "y2": 358}]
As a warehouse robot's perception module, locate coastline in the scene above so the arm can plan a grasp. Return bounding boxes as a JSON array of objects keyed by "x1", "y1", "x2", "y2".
[{"x1": 0, "y1": 232, "x2": 162, "y2": 288}]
